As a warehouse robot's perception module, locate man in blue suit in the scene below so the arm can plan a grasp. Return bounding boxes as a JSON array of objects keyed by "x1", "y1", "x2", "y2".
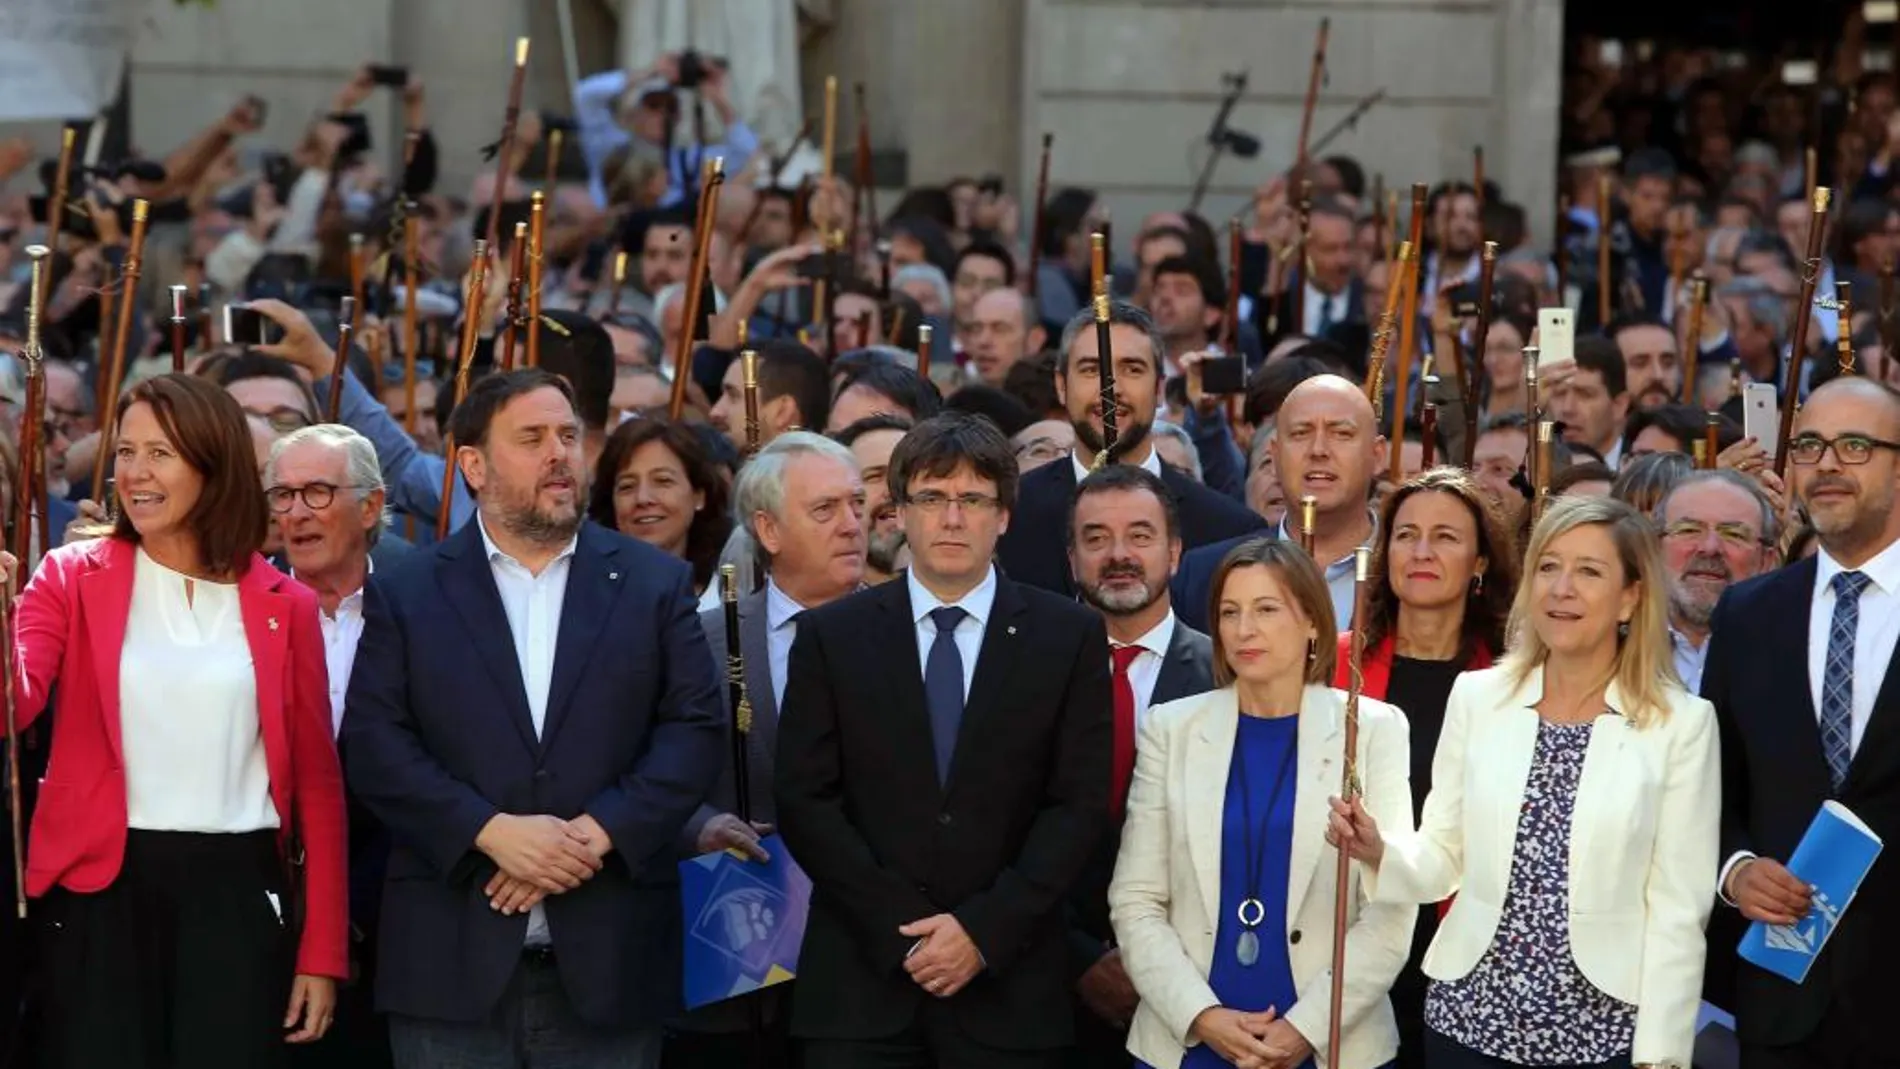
[{"x1": 342, "y1": 368, "x2": 724, "y2": 1068}]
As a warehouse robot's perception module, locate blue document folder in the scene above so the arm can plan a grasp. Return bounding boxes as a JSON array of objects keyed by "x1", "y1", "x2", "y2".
[
  {"x1": 1738, "y1": 800, "x2": 1883, "y2": 984},
  {"x1": 678, "y1": 834, "x2": 811, "y2": 1009}
]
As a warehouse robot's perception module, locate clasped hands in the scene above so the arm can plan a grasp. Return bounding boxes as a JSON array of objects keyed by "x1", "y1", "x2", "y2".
[
  {"x1": 1191, "y1": 1006, "x2": 1312, "y2": 1069},
  {"x1": 899, "y1": 914, "x2": 984, "y2": 999},
  {"x1": 476, "y1": 813, "x2": 613, "y2": 915}
]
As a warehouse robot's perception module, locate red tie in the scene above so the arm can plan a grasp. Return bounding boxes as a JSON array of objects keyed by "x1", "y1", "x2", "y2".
[{"x1": 1110, "y1": 644, "x2": 1144, "y2": 816}]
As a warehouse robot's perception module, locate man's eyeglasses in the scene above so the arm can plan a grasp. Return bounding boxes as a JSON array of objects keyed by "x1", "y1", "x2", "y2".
[
  {"x1": 903, "y1": 491, "x2": 1001, "y2": 514},
  {"x1": 1661, "y1": 520, "x2": 1768, "y2": 550},
  {"x1": 1785, "y1": 433, "x2": 1900, "y2": 466},
  {"x1": 266, "y1": 482, "x2": 364, "y2": 513}
]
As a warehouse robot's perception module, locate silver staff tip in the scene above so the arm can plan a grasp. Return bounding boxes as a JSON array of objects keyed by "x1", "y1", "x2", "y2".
[{"x1": 25, "y1": 244, "x2": 49, "y2": 259}]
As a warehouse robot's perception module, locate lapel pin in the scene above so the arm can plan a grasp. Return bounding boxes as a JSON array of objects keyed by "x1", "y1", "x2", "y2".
[
  {"x1": 1007, "y1": 626, "x2": 1017, "y2": 635},
  {"x1": 609, "y1": 571, "x2": 619, "y2": 580},
  {"x1": 268, "y1": 617, "x2": 279, "y2": 631}
]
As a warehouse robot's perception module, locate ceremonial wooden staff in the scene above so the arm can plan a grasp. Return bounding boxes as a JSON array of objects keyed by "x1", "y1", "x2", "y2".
[
  {"x1": 1419, "y1": 355, "x2": 1438, "y2": 469},
  {"x1": 1385, "y1": 187, "x2": 1399, "y2": 265},
  {"x1": 1836, "y1": 281, "x2": 1856, "y2": 376},
  {"x1": 91, "y1": 199, "x2": 150, "y2": 503},
  {"x1": 12, "y1": 247, "x2": 51, "y2": 568},
  {"x1": 1680, "y1": 274, "x2": 1707, "y2": 405},
  {"x1": 1595, "y1": 174, "x2": 1612, "y2": 327},
  {"x1": 607, "y1": 251, "x2": 629, "y2": 317},
  {"x1": 1473, "y1": 147, "x2": 1486, "y2": 250},
  {"x1": 1534, "y1": 420, "x2": 1554, "y2": 521},
  {"x1": 1293, "y1": 18, "x2": 1330, "y2": 175},
  {"x1": 813, "y1": 76, "x2": 839, "y2": 345},
  {"x1": 1387, "y1": 185, "x2": 1427, "y2": 481},
  {"x1": 482, "y1": 39, "x2": 533, "y2": 258},
  {"x1": 1299, "y1": 496, "x2": 1317, "y2": 557},
  {"x1": 500, "y1": 221, "x2": 529, "y2": 370},
  {"x1": 1881, "y1": 256, "x2": 1897, "y2": 384},
  {"x1": 527, "y1": 191, "x2": 547, "y2": 367},
  {"x1": 45, "y1": 128, "x2": 77, "y2": 260},
  {"x1": 1522, "y1": 348, "x2": 1541, "y2": 497},
  {"x1": 1027, "y1": 132, "x2": 1053, "y2": 302},
  {"x1": 1090, "y1": 232, "x2": 1119, "y2": 470},
  {"x1": 1554, "y1": 194, "x2": 1569, "y2": 303},
  {"x1": 1289, "y1": 181, "x2": 1313, "y2": 336},
  {"x1": 93, "y1": 283, "x2": 116, "y2": 421},
  {"x1": 437, "y1": 240, "x2": 490, "y2": 542},
  {"x1": 544, "y1": 127, "x2": 563, "y2": 189},
  {"x1": 916, "y1": 322, "x2": 935, "y2": 380},
  {"x1": 1461, "y1": 240, "x2": 1496, "y2": 467},
  {"x1": 402, "y1": 209, "x2": 422, "y2": 543},
  {"x1": 1775, "y1": 187, "x2": 1833, "y2": 478},
  {"x1": 720, "y1": 563, "x2": 755, "y2": 820},
  {"x1": 168, "y1": 284, "x2": 188, "y2": 373},
  {"x1": 196, "y1": 282, "x2": 214, "y2": 348},
  {"x1": 741, "y1": 349, "x2": 762, "y2": 456},
  {"x1": 348, "y1": 233, "x2": 367, "y2": 337},
  {"x1": 1702, "y1": 415, "x2": 1719, "y2": 470},
  {"x1": 1327, "y1": 545, "x2": 1371, "y2": 1067},
  {"x1": 669, "y1": 159, "x2": 725, "y2": 421},
  {"x1": 3, "y1": 578, "x2": 22, "y2": 918},
  {"x1": 1363, "y1": 240, "x2": 1414, "y2": 419},
  {"x1": 325, "y1": 297, "x2": 355, "y2": 424}
]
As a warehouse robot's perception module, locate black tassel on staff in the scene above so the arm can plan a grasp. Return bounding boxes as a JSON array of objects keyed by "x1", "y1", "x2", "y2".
[
  {"x1": 720, "y1": 564, "x2": 754, "y2": 822},
  {"x1": 1090, "y1": 232, "x2": 1118, "y2": 470}
]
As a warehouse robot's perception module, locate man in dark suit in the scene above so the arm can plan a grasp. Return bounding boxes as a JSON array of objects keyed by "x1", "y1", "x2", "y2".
[
  {"x1": 672, "y1": 431, "x2": 868, "y2": 1068},
  {"x1": 997, "y1": 301, "x2": 1264, "y2": 598},
  {"x1": 1062, "y1": 465, "x2": 1215, "y2": 1068},
  {"x1": 776, "y1": 412, "x2": 1113, "y2": 1068},
  {"x1": 342, "y1": 369, "x2": 724, "y2": 1068},
  {"x1": 1701, "y1": 376, "x2": 1900, "y2": 1069}
]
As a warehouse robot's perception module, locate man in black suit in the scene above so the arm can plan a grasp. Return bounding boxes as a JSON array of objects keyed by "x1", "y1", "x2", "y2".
[
  {"x1": 1062, "y1": 465, "x2": 1215, "y2": 1068},
  {"x1": 1702, "y1": 376, "x2": 1900, "y2": 1069},
  {"x1": 776, "y1": 412, "x2": 1113, "y2": 1068},
  {"x1": 997, "y1": 301, "x2": 1264, "y2": 598}
]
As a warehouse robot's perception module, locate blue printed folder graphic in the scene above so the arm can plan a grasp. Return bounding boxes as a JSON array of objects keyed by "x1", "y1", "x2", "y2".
[
  {"x1": 1738, "y1": 800, "x2": 1883, "y2": 985},
  {"x1": 679, "y1": 834, "x2": 811, "y2": 1009}
]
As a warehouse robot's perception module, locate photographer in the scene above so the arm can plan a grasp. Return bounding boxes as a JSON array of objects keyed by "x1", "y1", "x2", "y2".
[{"x1": 574, "y1": 51, "x2": 759, "y2": 210}]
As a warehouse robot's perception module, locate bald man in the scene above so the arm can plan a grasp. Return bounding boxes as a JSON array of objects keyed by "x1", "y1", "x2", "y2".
[{"x1": 1169, "y1": 374, "x2": 1384, "y2": 630}]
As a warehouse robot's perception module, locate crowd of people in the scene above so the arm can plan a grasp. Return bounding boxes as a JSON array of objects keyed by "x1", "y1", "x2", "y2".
[{"x1": 0, "y1": 28, "x2": 1892, "y2": 1069}]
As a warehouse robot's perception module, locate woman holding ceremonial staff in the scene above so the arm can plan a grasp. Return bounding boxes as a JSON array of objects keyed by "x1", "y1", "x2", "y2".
[
  {"x1": 1, "y1": 373, "x2": 345, "y2": 1067},
  {"x1": 1328, "y1": 496, "x2": 1718, "y2": 1069},
  {"x1": 1331, "y1": 468, "x2": 1517, "y2": 1069},
  {"x1": 1112, "y1": 539, "x2": 1413, "y2": 1069}
]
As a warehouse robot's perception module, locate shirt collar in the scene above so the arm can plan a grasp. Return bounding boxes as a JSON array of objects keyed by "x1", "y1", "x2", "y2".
[
  {"x1": 291, "y1": 555, "x2": 374, "y2": 614},
  {"x1": 1273, "y1": 508, "x2": 1380, "y2": 566},
  {"x1": 1071, "y1": 446, "x2": 1163, "y2": 485},
  {"x1": 1668, "y1": 624, "x2": 1705, "y2": 654},
  {"x1": 1815, "y1": 536, "x2": 1900, "y2": 597},
  {"x1": 477, "y1": 515, "x2": 579, "y2": 571},
  {"x1": 1117, "y1": 610, "x2": 1177, "y2": 659},
  {"x1": 908, "y1": 565, "x2": 998, "y2": 631},
  {"x1": 765, "y1": 578, "x2": 807, "y2": 632}
]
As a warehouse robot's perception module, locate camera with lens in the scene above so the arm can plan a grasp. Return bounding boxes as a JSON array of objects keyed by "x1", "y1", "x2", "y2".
[{"x1": 675, "y1": 50, "x2": 724, "y2": 90}]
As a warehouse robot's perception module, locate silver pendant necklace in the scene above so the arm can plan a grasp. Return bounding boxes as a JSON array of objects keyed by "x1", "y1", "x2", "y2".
[{"x1": 1232, "y1": 718, "x2": 1298, "y2": 968}]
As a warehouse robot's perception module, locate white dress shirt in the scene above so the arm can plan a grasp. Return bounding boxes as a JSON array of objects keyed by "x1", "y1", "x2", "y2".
[
  {"x1": 1273, "y1": 513, "x2": 1375, "y2": 629},
  {"x1": 300, "y1": 558, "x2": 373, "y2": 737},
  {"x1": 907, "y1": 565, "x2": 998, "y2": 701},
  {"x1": 478, "y1": 518, "x2": 579, "y2": 947},
  {"x1": 1114, "y1": 610, "x2": 1178, "y2": 721},
  {"x1": 1302, "y1": 280, "x2": 1352, "y2": 334},
  {"x1": 121, "y1": 548, "x2": 278, "y2": 833},
  {"x1": 1669, "y1": 626, "x2": 1709, "y2": 696},
  {"x1": 1070, "y1": 445, "x2": 1163, "y2": 485},
  {"x1": 1807, "y1": 540, "x2": 1900, "y2": 757},
  {"x1": 764, "y1": 578, "x2": 805, "y2": 711}
]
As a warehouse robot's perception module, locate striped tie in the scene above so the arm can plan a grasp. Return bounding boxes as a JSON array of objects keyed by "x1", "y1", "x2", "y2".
[{"x1": 1821, "y1": 570, "x2": 1871, "y2": 791}]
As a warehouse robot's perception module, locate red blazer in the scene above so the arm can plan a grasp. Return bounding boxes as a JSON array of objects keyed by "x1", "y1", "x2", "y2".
[{"x1": 11, "y1": 537, "x2": 349, "y2": 980}]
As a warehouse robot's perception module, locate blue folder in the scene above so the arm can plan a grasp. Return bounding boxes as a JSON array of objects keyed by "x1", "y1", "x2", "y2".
[
  {"x1": 678, "y1": 834, "x2": 812, "y2": 1009},
  {"x1": 1738, "y1": 800, "x2": 1883, "y2": 984}
]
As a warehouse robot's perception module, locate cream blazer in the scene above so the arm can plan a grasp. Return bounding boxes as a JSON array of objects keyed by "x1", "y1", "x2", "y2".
[
  {"x1": 1109, "y1": 684, "x2": 1414, "y2": 1069},
  {"x1": 1367, "y1": 664, "x2": 1719, "y2": 1068}
]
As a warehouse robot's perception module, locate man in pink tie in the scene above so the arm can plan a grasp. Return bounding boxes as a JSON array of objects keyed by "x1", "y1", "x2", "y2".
[{"x1": 1064, "y1": 464, "x2": 1217, "y2": 1068}]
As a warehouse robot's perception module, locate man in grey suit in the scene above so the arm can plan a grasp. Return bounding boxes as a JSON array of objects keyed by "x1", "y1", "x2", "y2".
[
  {"x1": 672, "y1": 431, "x2": 868, "y2": 1069},
  {"x1": 1063, "y1": 465, "x2": 1215, "y2": 1069}
]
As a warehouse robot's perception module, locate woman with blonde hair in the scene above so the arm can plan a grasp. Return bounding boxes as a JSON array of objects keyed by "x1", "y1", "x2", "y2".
[
  {"x1": 1329, "y1": 495, "x2": 1719, "y2": 1069},
  {"x1": 1112, "y1": 539, "x2": 1414, "y2": 1069}
]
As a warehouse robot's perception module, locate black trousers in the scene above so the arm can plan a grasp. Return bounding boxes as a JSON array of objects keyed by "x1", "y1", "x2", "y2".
[
  {"x1": 36, "y1": 829, "x2": 292, "y2": 1069},
  {"x1": 1740, "y1": 999, "x2": 1900, "y2": 1069},
  {"x1": 801, "y1": 1001, "x2": 1064, "y2": 1069},
  {"x1": 1424, "y1": 1029, "x2": 1632, "y2": 1069}
]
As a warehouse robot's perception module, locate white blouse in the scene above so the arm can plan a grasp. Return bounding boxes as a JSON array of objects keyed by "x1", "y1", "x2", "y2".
[{"x1": 120, "y1": 548, "x2": 278, "y2": 833}]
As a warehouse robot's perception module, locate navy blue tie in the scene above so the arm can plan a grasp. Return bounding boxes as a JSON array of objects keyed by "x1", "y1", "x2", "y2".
[{"x1": 925, "y1": 606, "x2": 969, "y2": 784}]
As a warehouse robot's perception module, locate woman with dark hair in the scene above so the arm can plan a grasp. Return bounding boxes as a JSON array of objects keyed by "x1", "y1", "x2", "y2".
[
  {"x1": 586, "y1": 416, "x2": 731, "y2": 594},
  {"x1": 1331, "y1": 466, "x2": 1518, "y2": 1069},
  {"x1": 2, "y1": 373, "x2": 346, "y2": 1067}
]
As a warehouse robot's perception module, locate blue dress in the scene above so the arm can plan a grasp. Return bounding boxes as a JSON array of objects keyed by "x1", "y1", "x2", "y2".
[{"x1": 1163, "y1": 714, "x2": 1314, "y2": 1069}]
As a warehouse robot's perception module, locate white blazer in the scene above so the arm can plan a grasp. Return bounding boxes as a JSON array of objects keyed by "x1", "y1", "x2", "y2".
[
  {"x1": 1109, "y1": 684, "x2": 1414, "y2": 1069},
  {"x1": 1369, "y1": 664, "x2": 1719, "y2": 1068}
]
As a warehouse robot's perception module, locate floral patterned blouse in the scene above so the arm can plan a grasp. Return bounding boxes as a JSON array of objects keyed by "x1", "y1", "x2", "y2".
[{"x1": 1423, "y1": 719, "x2": 1637, "y2": 1064}]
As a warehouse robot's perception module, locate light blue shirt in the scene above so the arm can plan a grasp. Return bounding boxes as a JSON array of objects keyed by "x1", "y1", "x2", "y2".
[
  {"x1": 763, "y1": 577, "x2": 805, "y2": 712},
  {"x1": 1272, "y1": 516, "x2": 1372, "y2": 630},
  {"x1": 906, "y1": 565, "x2": 997, "y2": 702},
  {"x1": 1669, "y1": 627, "x2": 1709, "y2": 696},
  {"x1": 573, "y1": 69, "x2": 761, "y2": 208}
]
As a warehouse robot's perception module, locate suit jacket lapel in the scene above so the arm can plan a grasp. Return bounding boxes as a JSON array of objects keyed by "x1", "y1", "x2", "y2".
[
  {"x1": 78, "y1": 540, "x2": 135, "y2": 766},
  {"x1": 1152, "y1": 623, "x2": 1211, "y2": 707},
  {"x1": 1287, "y1": 685, "x2": 1342, "y2": 929},
  {"x1": 949, "y1": 575, "x2": 1028, "y2": 791},
  {"x1": 1186, "y1": 692, "x2": 1236, "y2": 926},
  {"x1": 437, "y1": 523, "x2": 539, "y2": 755},
  {"x1": 542, "y1": 526, "x2": 621, "y2": 751},
  {"x1": 739, "y1": 594, "x2": 777, "y2": 784},
  {"x1": 876, "y1": 579, "x2": 942, "y2": 798},
  {"x1": 237, "y1": 560, "x2": 294, "y2": 813},
  {"x1": 1493, "y1": 668, "x2": 1542, "y2": 889}
]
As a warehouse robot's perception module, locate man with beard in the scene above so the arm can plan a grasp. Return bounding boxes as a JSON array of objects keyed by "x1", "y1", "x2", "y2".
[
  {"x1": 1062, "y1": 465, "x2": 1214, "y2": 1068},
  {"x1": 1422, "y1": 182, "x2": 1482, "y2": 310},
  {"x1": 1701, "y1": 377, "x2": 1900, "y2": 1067},
  {"x1": 996, "y1": 302, "x2": 1264, "y2": 597},
  {"x1": 1655, "y1": 471, "x2": 1779, "y2": 693},
  {"x1": 342, "y1": 368, "x2": 724, "y2": 1068},
  {"x1": 837, "y1": 414, "x2": 913, "y2": 584}
]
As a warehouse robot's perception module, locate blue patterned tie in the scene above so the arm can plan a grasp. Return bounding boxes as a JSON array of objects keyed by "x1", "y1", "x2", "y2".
[
  {"x1": 1822, "y1": 571, "x2": 1872, "y2": 790},
  {"x1": 925, "y1": 607, "x2": 969, "y2": 784}
]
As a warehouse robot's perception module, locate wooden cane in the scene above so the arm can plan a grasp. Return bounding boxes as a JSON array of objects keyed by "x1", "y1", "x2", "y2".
[
  {"x1": 326, "y1": 297, "x2": 355, "y2": 424},
  {"x1": 1026, "y1": 133, "x2": 1053, "y2": 300},
  {"x1": 527, "y1": 191, "x2": 546, "y2": 367},
  {"x1": 1681, "y1": 274, "x2": 1707, "y2": 406},
  {"x1": 1775, "y1": 188, "x2": 1833, "y2": 478},
  {"x1": 437, "y1": 241, "x2": 490, "y2": 542},
  {"x1": 91, "y1": 200, "x2": 150, "y2": 503},
  {"x1": 1328, "y1": 546, "x2": 1371, "y2": 1069},
  {"x1": 670, "y1": 158, "x2": 725, "y2": 420},
  {"x1": 1388, "y1": 185, "x2": 1427, "y2": 481}
]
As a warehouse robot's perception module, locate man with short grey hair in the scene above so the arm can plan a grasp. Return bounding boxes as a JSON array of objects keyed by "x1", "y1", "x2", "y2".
[
  {"x1": 1654, "y1": 469, "x2": 1779, "y2": 692},
  {"x1": 1719, "y1": 275, "x2": 1793, "y2": 395},
  {"x1": 669, "y1": 431, "x2": 867, "y2": 1067}
]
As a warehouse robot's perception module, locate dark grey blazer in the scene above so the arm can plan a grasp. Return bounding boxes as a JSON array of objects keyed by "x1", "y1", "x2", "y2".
[{"x1": 687, "y1": 588, "x2": 780, "y2": 846}]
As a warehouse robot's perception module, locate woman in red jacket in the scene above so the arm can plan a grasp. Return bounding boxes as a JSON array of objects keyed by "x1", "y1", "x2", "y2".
[
  {"x1": 1332, "y1": 467, "x2": 1518, "y2": 1069},
  {"x1": 3, "y1": 373, "x2": 346, "y2": 1068}
]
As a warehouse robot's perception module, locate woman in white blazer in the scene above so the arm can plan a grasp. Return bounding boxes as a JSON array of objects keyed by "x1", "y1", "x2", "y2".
[
  {"x1": 1329, "y1": 495, "x2": 1720, "y2": 1069},
  {"x1": 1111, "y1": 538, "x2": 1415, "y2": 1069}
]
